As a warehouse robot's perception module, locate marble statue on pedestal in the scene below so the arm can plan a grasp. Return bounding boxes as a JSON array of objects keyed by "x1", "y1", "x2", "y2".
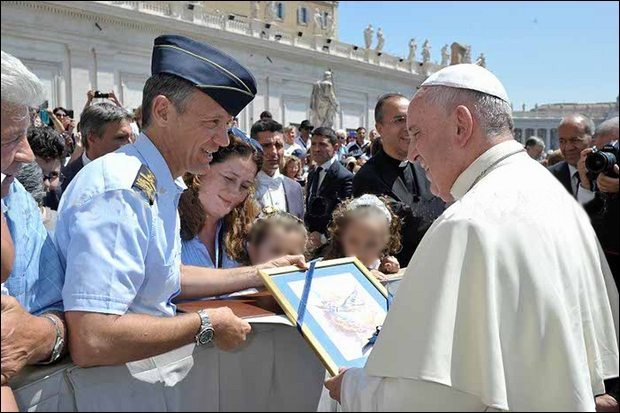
[
  {"x1": 441, "y1": 44, "x2": 450, "y2": 66},
  {"x1": 408, "y1": 38, "x2": 417, "y2": 61},
  {"x1": 376, "y1": 28, "x2": 385, "y2": 52},
  {"x1": 422, "y1": 39, "x2": 431, "y2": 64},
  {"x1": 463, "y1": 45, "x2": 472, "y2": 63},
  {"x1": 325, "y1": 12, "x2": 335, "y2": 38},
  {"x1": 310, "y1": 70, "x2": 340, "y2": 129},
  {"x1": 364, "y1": 24, "x2": 373, "y2": 49},
  {"x1": 313, "y1": 8, "x2": 323, "y2": 35}
]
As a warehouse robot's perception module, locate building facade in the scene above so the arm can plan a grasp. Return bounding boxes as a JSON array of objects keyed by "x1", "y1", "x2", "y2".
[
  {"x1": 201, "y1": 1, "x2": 338, "y2": 39},
  {"x1": 513, "y1": 100, "x2": 619, "y2": 149},
  {"x1": 1, "y1": 1, "x2": 450, "y2": 132}
]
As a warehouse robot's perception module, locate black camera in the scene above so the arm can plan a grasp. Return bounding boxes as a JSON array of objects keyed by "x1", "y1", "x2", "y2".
[
  {"x1": 94, "y1": 91, "x2": 110, "y2": 99},
  {"x1": 585, "y1": 144, "x2": 618, "y2": 177}
]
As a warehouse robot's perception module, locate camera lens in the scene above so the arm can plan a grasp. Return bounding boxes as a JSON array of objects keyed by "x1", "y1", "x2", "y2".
[{"x1": 585, "y1": 150, "x2": 616, "y2": 175}]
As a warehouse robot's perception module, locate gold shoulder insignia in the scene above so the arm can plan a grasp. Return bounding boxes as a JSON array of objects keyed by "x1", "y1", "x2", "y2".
[{"x1": 132, "y1": 164, "x2": 157, "y2": 205}]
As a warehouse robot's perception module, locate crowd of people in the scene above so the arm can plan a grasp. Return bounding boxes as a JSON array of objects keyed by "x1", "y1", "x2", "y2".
[{"x1": 1, "y1": 32, "x2": 618, "y2": 412}]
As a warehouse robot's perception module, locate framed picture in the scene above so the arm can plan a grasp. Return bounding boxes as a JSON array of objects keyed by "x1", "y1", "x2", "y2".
[{"x1": 259, "y1": 257, "x2": 389, "y2": 376}]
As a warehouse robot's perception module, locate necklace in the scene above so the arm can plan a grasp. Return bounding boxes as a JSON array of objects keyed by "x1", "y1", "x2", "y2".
[{"x1": 467, "y1": 148, "x2": 525, "y2": 193}]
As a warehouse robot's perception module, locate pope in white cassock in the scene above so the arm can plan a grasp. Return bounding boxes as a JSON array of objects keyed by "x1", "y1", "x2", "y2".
[{"x1": 325, "y1": 64, "x2": 619, "y2": 411}]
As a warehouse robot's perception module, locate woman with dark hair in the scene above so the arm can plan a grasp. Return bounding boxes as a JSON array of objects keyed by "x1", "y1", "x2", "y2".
[
  {"x1": 52, "y1": 107, "x2": 73, "y2": 132},
  {"x1": 179, "y1": 132, "x2": 263, "y2": 269}
]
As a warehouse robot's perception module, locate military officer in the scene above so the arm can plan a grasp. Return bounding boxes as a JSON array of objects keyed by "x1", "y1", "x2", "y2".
[{"x1": 54, "y1": 35, "x2": 306, "y2": 367}]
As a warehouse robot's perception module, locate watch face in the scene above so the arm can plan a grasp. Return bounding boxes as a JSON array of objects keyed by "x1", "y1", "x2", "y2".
[{"x1": 198, "y1": 328, "x2": 214, "y2": 345}]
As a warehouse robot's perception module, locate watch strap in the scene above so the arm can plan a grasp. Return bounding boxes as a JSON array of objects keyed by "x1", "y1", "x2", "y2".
[{"x1": 38, "y1": 314, "x2": 64, "y2": 365}]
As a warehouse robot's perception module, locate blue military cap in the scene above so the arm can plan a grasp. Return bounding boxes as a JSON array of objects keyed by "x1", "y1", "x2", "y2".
[{"x1": 151, "y1": 34, "x2": 257, "y2": 116}]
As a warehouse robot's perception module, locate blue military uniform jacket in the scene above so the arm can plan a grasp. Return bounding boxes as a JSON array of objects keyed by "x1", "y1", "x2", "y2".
[{"x1": 54, "y1": 133, "x2": 186, "y2": 317}]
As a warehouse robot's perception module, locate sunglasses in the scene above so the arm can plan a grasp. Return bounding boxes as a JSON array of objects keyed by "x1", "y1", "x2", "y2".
[{"x1": 55, "y1": 113, "x2": 69, "y2": 118}]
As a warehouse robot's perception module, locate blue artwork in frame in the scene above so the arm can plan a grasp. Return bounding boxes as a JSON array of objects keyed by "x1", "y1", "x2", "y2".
[{"x1": 259, "y1": 257, "x2": 389, "y2": 376}]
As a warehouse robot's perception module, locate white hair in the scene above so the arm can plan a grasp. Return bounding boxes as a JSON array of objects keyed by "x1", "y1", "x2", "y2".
[
  {"x1": 595, "y1": 116, "x2": 618, "y2": 139},
  {"x1": 559, "y1": 113, "x2": 595, "y2": 136},
  {"x1": 421, "y1": 85, "x2": 514, "y2": 138},
  {"x1": 336, "y1": 129, "x2": 347, "y2": 138},
  {"x1": 1, "y1": 50, "x2": 45, "y2": 108}
]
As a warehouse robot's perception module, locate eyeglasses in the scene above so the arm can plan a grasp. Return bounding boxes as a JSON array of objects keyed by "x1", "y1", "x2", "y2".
[
  {"x1": 43, "y1": 171, "x2": 64, "y2": 181},
  {"x1": 55, "y1": 113, "x2": 68, "y2": 119}
]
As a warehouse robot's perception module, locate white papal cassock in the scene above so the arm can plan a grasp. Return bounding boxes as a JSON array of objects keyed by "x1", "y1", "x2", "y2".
[{"x1": 341, "y1": 140, "x2": 619, "y2": 411}]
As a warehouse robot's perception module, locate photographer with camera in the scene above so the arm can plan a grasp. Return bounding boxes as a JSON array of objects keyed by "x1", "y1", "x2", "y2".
[
  {"x1": 83, "y1": 89, "x2": 123, "y2": 112},
  {"x1": 549, "y1": 114, "x2": 598, "y2": 205}
]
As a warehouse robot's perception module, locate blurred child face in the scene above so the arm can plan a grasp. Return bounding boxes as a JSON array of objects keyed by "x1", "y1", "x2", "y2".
[
  {"x1": 248, "y1": 227, "x2": 307, "y2": 265},
  {"x1": 341, "y1": 212, "x2": 390, "y2": 267}
]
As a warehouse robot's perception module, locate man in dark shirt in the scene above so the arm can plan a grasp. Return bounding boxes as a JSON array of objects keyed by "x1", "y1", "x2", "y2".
[{"x1": 353, "y1": 93, "x2": 445, "y2": 266}]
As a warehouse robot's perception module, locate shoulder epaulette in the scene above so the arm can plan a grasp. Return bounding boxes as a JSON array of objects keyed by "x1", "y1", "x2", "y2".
[{"x1": 132, "y1": 164, "x2": 157, "y2": 205}]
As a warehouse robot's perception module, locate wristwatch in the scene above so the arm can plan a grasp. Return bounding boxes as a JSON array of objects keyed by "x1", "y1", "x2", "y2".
[
  {"x1": 195, "y1": 309, "x2": 215, "y2": 346},
  {"x1": 38, "y1": 314, "x2": 65, "y2": 365}
]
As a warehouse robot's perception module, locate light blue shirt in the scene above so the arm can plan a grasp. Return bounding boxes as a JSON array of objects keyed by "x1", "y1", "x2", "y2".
[
  {"x1": 3, "y1": 180, "x2": 64, "y2": 314},
  {"x1": 181, "y1": 220, "x2": 239, "y2": 269},
  {"x1": 54, "y1": 133, "x2": 186, "y2": 317}
]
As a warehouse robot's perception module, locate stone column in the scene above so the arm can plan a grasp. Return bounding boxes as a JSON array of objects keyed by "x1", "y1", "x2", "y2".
[{"x1": 68, "y1": 45, "x2": 96, "y2": 118}]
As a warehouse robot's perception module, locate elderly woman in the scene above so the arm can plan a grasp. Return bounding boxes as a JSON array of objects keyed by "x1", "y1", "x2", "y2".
[{"x1": 179, "y1": 131, "x2": 263, "y2": 269}]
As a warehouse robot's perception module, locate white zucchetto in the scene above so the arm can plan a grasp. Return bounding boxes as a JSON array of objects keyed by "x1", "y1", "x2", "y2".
[{"x1": 421, "y1": 63, "x2": 510, "y2": 103}]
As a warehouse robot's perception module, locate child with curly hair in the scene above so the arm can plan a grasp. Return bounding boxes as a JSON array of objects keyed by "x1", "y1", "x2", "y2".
[{"x1": 323, "y1": 194, "x2": 401, "y2": 281}]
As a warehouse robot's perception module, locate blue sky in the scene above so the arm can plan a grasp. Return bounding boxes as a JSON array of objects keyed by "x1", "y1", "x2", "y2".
[{"x1": 337, "y1": 1, "x2": 619, "y2": 109}]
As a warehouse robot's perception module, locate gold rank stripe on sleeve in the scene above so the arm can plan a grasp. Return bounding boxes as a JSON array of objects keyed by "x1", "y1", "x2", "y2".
[{"x1": 132, "y1": 164, "x2": 157, "y2": 206}]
